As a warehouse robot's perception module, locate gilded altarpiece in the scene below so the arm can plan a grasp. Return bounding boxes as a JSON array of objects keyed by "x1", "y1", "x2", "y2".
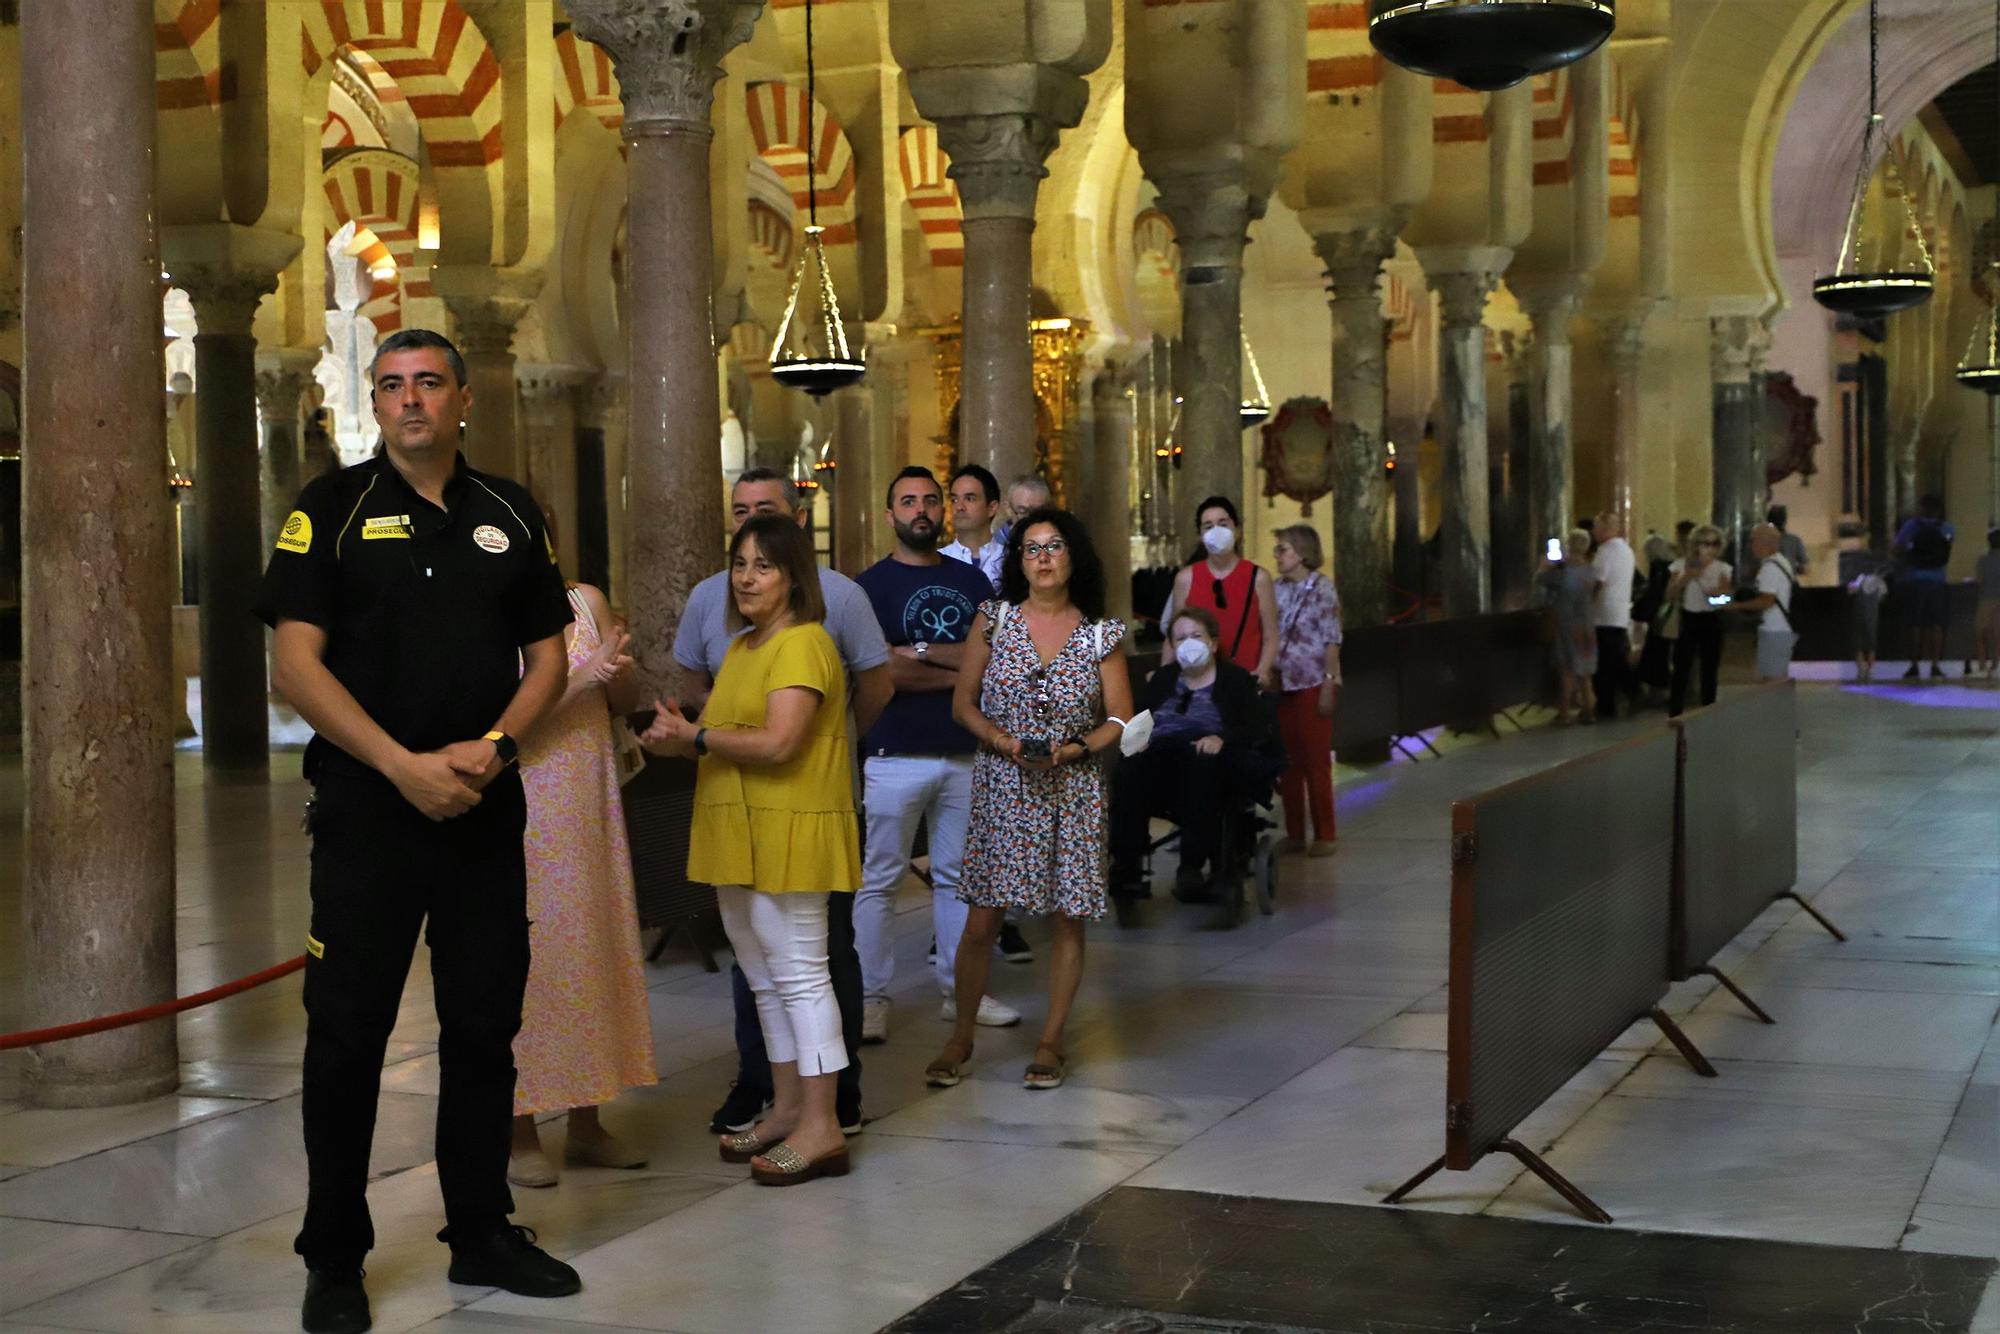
[{"x1": 918, "y1": 317, "x2": 1091, "y2": 509}]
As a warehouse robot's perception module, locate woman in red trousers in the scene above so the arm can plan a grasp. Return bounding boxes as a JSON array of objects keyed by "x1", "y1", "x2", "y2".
[{"x1": 1271, "y1": 525, "x2": 1341, "y2": 855}]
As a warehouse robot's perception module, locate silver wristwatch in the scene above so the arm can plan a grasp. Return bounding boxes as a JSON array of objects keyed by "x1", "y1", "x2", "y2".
[{"x1": 915, "y1": 641, "x2": 930, "y2": 662}]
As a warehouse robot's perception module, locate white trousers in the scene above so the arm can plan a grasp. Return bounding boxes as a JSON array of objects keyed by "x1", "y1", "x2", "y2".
[
  {"x1": 715, "y1": 886, "x2": 849, "y2": 1076},
  {"x1": 857, "y1": 754, "x2": 973, "y2": 1003}
]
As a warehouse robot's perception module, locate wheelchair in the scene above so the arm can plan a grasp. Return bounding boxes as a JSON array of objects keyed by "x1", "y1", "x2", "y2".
[{"x1": 1109, "y1": 699, "x2": 1286, "y2": 930}]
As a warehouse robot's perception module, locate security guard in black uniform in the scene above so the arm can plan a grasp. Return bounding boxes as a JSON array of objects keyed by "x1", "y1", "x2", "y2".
[{"x1": 255, "y1": 329, "x2": 580, "y2": 1334}]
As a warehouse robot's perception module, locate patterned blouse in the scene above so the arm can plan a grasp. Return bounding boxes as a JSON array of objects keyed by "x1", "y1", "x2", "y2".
[{"x1": 1274, "y1": 573, "x2": 1342, "y2": 693}]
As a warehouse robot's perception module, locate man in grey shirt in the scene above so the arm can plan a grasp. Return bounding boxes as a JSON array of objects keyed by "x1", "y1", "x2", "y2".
[{"x1": 670, "y1": 468, "x2": 892, "y2": 1139}]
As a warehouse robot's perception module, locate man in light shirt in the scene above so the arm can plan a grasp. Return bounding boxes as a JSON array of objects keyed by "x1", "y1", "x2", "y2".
[
  {"x1": 938, "y1": 462, "x2": 1005, "y2": 594},
  {"x1": 1735, "y1": 523, "x2": 1798, "y2": 682},
  {"x1": 994, "y1": 473, "x2": 1052, "y2": 548},
  {"x1": 1590, "y1": 512, "x2": 1638, "y2": 719}
]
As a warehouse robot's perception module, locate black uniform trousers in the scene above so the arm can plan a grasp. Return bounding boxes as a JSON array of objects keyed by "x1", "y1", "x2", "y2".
[
  {"x1": 1667, "y1": 612, "x2": 1725, "y2": 717},
  {"x1": 294, "y1": 769, "x2": 531, "y2": 1270},
  {"x1": 1594, "y1": 626, "x2": 1637, "y2": 718}
]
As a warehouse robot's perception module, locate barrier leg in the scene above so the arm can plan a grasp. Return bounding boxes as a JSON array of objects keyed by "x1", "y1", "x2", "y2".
[
  {"x1": 1694, "y1": 965, "x2": 1776, "y2": 1024},
  {"x1": 1382, "y1": 1154, "x2": 1449, "y2": 1205},
  {"x1": 1494, "y1": 1138, "x2": 1613, "y2": 1224},
  {"x1": 1496, "y1": 708, "x2": 1528, "y2": 734},
  {"x1": 1390, "y1": 737, "x2": 1423, "y2": 762},
  {"x1": 1650, "y1": 1007, "x2": 1718, "y2": 1077},
  {"x1": 1781, "y1": 891, "x2": 1848, "y2": 942}
]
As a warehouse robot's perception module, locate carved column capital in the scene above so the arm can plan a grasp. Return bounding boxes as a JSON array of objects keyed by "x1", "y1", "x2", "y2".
[
  {"x1": 176, "y1": 265, "x2": 279, "y2": 339},
  {"x1": 930, "y1": 112, "x2": 1065, "y2": 221},
  {"x1": 578, "y1": 373, "x2": 628, "y2": 431},
  {"x1": 1149, "y1": 167, "x2": 1257, "y2": 273},
  {"x1": 1604, "y1": 312, "x2": 1649, "y2": 376},
  {"x1": 443, "y1": 295, "x2": 532, "y2": 359},
  {"x1": 569, "y1": 0, "x2": 763, "y2": 137},
  {"x1": 1312, "y1": 224, "x2": 1400, "y2": 302},
  {"x1": 1709, "y1": 313, "x2": 1771, "y2": 385},
  {"x1": 1430, "y1": 269, "x2": 1500, "y2": 330},
  {"x1": 1516, "y1": 284, "x2": 1582, "y2": 349},
  {"x1": 253, "y1": 366, "x2": 312, "y2": 422}
]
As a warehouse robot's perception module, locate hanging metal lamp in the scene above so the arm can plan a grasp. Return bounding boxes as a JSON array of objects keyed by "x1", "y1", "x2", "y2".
[
  {"x1": 1368, "y1": 0, "x2": 1614, "y2": 93},
  {"x1": 1240, "y1": 331, "x2": 1272, "y2": 428},
  {"x1": 769, "y1": 0, "x2": 865, "y2": 398},
  {"x1": 1957, "y1": 4, "x2": 2000, "y2": 394},
  {"x1": 1813, "y1": 0, "x2": 1934, "y2": 318}
]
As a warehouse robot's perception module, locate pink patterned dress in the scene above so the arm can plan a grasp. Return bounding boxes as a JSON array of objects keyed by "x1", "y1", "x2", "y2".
[{"x1": 513, "y1": 587, "x2": 656, "y2": 1114}]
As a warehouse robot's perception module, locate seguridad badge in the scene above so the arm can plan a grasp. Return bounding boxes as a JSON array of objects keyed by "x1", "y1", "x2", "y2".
[
  {"x1": 472, "y1": 524, "x2": 511, "y2": 554},
  {"x1": 276, "y1": 510, "x2": 312, "y2": 554}
]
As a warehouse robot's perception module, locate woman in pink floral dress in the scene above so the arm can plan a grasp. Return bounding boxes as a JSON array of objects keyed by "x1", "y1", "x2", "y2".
[{"x1": 507, "y1": 580, "x2": 657, "y2": 1187}]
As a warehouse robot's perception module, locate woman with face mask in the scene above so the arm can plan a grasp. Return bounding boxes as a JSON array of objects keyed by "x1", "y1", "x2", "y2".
[
  {"x1": 1108, "y1": 608, "x2": 1284, "y2": 923},
  {"x1": 1165, "y1": 497, "x2": 1281, "y2": 690}
]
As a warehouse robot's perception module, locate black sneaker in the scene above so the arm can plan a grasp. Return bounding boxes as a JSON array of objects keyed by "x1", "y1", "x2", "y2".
[
  {"x1": 838, "y1": 1089, "x2": 865, "y2": 1136},
  {"x1": 446, "y1": 1224, "x2": 581, "y2": 1297},
  {"x1": 998, "y1": 922, "x2": 1034, "y2": 963},
  {"x1": 708, "y1": 1079, "x2": 772, "y2": 1134},
  {"x1": 1931, "y1": 663, "x2": 1946, "y2": 680},
  {"x1": 301, "y1": 1267, "x2": 370, "y2": 1334},
  {"x1": 1903, "y1": 663, "x2": 1921, "y2": 680}
]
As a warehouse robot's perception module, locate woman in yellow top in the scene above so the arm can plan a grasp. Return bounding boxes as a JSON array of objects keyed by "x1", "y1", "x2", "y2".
[{"x1": 640, "y1": 514, "x2": 859, "y2": 1186}]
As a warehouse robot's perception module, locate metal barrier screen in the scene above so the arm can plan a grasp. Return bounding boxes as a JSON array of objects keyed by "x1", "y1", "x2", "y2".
[
  {"x1": 1397, "y1": 618, "x2": 1494, "y2": 735},
  {"x1": 1329, "y1": 624, "x2": 1399, "y2": 750},
  {"x1": 1447, "y1": 728, "x2": 1678, "y2": 1168},
  {"x1": 1488, "y1": 610, "x2": 1555, "y2": 714},
  {"x1": 1671, "y1": 683, "x2": 1798, "y2": 976},
  {"x1": 620, "y1": 755, "x2": 718, "y2": 932}
]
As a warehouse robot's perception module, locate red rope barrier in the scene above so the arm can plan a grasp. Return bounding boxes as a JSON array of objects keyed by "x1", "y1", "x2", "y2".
[
  {"x1": 0, "y1": 955, "x2": 307, "y2": 1052},
  {"x1": 1387, "y1": 584, "x2": 1425, "y2": 624}
]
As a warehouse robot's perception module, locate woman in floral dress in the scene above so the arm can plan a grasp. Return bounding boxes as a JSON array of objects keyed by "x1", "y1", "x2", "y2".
[
  {"x1": 924, "y1": 507, "x2": 1134, "y2": 1092},
  {"x1": 507, "y1": 579, "x2": 658, "y2": 1187}
]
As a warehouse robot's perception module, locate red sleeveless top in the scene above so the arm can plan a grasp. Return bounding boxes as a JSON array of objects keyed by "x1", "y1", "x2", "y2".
[{"x1": 1185, "y1": 559, "x2": 1263, "y2": 673}]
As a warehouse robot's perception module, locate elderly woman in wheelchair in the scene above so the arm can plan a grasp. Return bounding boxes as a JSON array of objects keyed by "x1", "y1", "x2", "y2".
[{"x1": 1109, "y1": 607, "x2": 1285, "y2": 926}]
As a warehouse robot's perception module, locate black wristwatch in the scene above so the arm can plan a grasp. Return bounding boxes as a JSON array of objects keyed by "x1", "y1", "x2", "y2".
[
  {"x1": 694, "y1": 727, "x2": 710, "y2": 756},
  {"x1": 482, "y1": 730, "x2": 519, "y2": 766}
]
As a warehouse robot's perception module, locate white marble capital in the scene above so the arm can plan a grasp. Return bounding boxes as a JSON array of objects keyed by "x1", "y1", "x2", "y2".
[{"x1": 568, "y1": 0, "x2": 763, "y2": 135}]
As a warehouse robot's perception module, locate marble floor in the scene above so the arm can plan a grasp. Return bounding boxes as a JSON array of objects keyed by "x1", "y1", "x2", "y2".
[{"x1": 0, "y1": 680, "x2": 1993, "y2": 1332}]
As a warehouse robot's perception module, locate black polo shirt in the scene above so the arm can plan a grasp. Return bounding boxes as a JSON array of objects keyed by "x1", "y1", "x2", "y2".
[{"x1": 252, "y1": 450, "x2": 572, "y2": 783}]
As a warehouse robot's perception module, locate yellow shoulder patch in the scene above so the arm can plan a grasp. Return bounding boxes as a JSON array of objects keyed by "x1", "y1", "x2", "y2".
[
  {"x1": 276, "y1": 510, "x2": 313, "y2": 555},
  {"x1": 305, "y1": 932, "x2": 325, "y2": 959}
]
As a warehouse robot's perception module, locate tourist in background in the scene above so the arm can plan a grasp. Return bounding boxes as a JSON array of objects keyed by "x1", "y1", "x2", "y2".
[
  {"x1": 853, "y1": 467, "x2": 1021, "y2": 1045},
  {"x1": 1166, "y1": 496, "x2": 1280, "y2": 687},
  {"x1": 508, "y1": 566, "x2": 656, "y2": 1189},
  {"x1": 1849, "y1": 565, "x2": 1889, "y2": 684},
  {"x1": 1590, "y1": 512, "x2": 1638, "y2": 718},
  {"x1": 1632, "y1": 533, "x2": 1677, "y2": 704},
  {"x1": 1736, "y1": 522, "x2": 1798, "y2": 683},
  {"x1": 1893, "y1": 494, "x2": 1955, "y2": 680},
  {"x1": 642, "y1": 515, "x2": 860, "y2": 1186},
  {"x1": 1270, "y1": 524, "x2": 1340, "y2": 854},
  {"x1": 940, "y1": 462, "x2": 1006, "y2": 594},
  {"x1": 925, "y1": 508, "x2": 1132, "y2": 1093},
  {"x1": 1665, "y1": 524, "x2": 1731, "y2": 716},
  {"x1": 994, "y1": 473, "x2": 1051, "y2": 548},
  {"x1": 1973, "y1": 528, "x2": 2000, "y2": 681},
  {"x1": 1536, "y1": 529, "x2": 1599, "y2": 725},
  {"x1": 1768, "y1": 504, "x2": 1809, "y2": 578}
]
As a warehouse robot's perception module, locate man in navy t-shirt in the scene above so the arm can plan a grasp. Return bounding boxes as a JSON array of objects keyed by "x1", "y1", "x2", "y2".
[
  {"x1": 1894, "y1": 493, "x2": 1956, "y2": 679},
  {"x1": 852, "y1": 467, "x2": 1022, "y2": 1042}
]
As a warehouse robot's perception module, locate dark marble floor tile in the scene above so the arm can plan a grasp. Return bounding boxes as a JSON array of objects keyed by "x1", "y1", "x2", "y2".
[{"x1": 889, "y1": 1187, "x2": 1997, "y2": 1334}]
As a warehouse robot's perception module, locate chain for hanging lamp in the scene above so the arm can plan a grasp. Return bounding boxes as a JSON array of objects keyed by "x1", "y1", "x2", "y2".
[
  {"x1": 1368, "y1": 0, "x2": 1615, "y2": 92},
  {"x1": 1958, "y1": 0, "x2": 2000, "y2": 394},
  {"x1": 1813, "y1": 0, "x2": 1935, "y2": 318},
  {"x1": 770, "y1": 0, "x2": 866, "y2": 398},
  {"x1": 1240, "y1": 331, "x2": 1272, "y2": 428}
]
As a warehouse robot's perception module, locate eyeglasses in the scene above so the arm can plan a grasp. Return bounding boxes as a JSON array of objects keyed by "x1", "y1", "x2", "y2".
[
  {"x1": 1023, "y1": 540, "x2": 1067, "y2": 560},
  {"x1": 1211, "y1": 577, "x2": 1227, "y2": 610}
]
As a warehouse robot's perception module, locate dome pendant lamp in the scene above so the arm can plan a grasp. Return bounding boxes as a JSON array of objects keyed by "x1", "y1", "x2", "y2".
[
  {"x1": 1368, "y1": 0, "x2": 1615, "y2": 93},
  {"x1": 1812, "y1": 0, "x2": 1935, "y2": 319},
  {"x1": 1957, "y1": 1, "x2": 2000, "y2": 394},
  {"x1": 1240, "y1": 331, "x2": 1272, "y2": 429},
  {"x1": 769, "y1": 0, "x2": 866, "y2": 398}
]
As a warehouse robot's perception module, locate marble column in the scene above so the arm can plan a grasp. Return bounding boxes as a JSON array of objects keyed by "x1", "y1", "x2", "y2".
[
  {"x1": 1154, "y1": 169, "x2": 1254, "y2": 511},
  {"x1": 440, "y1": 292, "x2": 531, "y2": 481},
  {"x1": 1710, "y1": 314, "x2": 1769, "y2": 565},
  {"x1": 1989, "y1": 395, "x2": 2000, "y2": 527},
  {"x1": 179, "y1": 266, "x2": 280, "y2": 775},
  {"x1": 20, "y1": 0, "x2": 179, "y2": 1106},
  {"x1": 1604, "y1": 311, "x2": 1649, "y2": 542},
  {"x1": 255, "y1": 356, "x2": 314, "y2": 554},
  {"x1": 517, "y1": 367, "x2": 582, "y2": 571},
  {"x1": 1423, "y1": 252, "x2": 1506, "y2": 619},
  {"x1": 1517, "y1": 287, "x2": 1579, "y2": 560},
  {"x1": 1090, "y1": 366, "x2": 1136, "y2": 622},
  {"x1": 931, "y1": 111, "x2": 1067, "y2": 486},
  {"x1": 571, "y1": 0, "x2": 761, "y2": 686},
  {"x1": 1313, "y1": 224, "x2": 1399, "y2": 629},
  {"x1": 830, "y1": 385, "x2": 875, "y2": 574}
]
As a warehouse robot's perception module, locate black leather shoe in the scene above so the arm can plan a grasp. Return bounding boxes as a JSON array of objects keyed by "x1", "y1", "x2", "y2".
[
  {"x1": 446, "y1": 1225, "x2": 582, "y2": 1297},
  {"x1": 301, "y1": 1268, "x2": 370, "y2": 1334},
  {"x1": 997, "y1": 922, "x2": 1035, "y2": 963},
  {"x1": 708, "y1": 1079, "x2": 773, "y2": 1134}
]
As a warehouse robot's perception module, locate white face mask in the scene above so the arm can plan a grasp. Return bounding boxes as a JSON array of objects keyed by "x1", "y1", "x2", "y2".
[
  {"x1": 1174, "y1": 637, "x2": 1213, "y2": 671},
  {"x1": 1201, "y1": 525, "x2": 1236, "y2": 556}
]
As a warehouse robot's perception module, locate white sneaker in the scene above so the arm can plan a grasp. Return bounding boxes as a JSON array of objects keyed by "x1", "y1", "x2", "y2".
[
  {"x1": 940, "y1": 994, "x2": 1023, "y2": 1027},
  {"x1": 860, "y1": 998, "x2": 890, "y2": 1045}
]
